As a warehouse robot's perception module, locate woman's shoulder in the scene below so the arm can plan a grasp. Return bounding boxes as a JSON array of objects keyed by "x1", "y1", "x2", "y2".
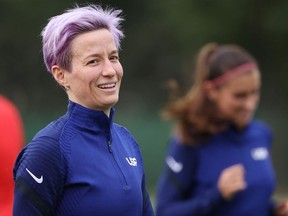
[
  {"x1": 113, "y1": 123, "x2": 140, "y2": 147},
  {"x1": 113, "y1": 123, "x2": 135, "y2": 138},
  {"x1": 248, "y1": 120, "x2": 273, "y2": 144},
  {"x1": 167, "y1": 135, "x2": 199, "y2": 155},
  {"x1": 18, "y1": 114, "x2": 70, "y2": 162},
  {"x1": 14, "y1": 115, "x2": 69, "y2": 178},
  {"x1": 32, "y1": 114, "x2": 69, "y2": 141},
  {"x1": 250, "y1": 119, "x2": 272, "y2": 134}
]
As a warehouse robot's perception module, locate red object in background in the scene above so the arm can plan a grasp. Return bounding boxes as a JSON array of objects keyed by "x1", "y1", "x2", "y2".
[{"x1": 0, "y1": 95, "x2": 24, "y2": 216}]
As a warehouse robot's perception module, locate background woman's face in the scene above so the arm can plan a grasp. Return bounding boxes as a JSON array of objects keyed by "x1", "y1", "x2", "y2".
[
  {"x1": 64, "y1": 29, "x2": 123, "y2": 114},
  {"x1": 213, "y1": 69, "x2": 261, "y2": 129}
]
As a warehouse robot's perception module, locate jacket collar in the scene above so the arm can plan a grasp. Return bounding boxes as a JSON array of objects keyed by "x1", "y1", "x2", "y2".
[{"x1": 66, "y1": 100, "x2": 114, "y2": 133}]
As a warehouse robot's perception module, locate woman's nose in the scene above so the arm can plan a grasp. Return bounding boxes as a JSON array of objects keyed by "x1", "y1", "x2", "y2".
[
  {"x1": 102, "y1": 60, "x2": 116, "y2": 76},
  {"x1": 243, "y1": 96, "x2": 258, "y2": 111}
]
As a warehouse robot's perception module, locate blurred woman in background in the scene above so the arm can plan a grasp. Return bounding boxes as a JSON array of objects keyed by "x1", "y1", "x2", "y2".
[{"x1": 156, "y1": 43, "x2": 288, "y2": 216}]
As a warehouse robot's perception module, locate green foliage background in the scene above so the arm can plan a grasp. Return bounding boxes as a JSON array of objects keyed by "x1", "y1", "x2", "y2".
[{"x1": 1, "y1": 0, "x2": 288, "y2": 197}]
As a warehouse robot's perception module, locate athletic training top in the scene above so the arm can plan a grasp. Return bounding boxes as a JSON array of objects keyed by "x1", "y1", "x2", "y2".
[
  {"x1": 156, "y1": 120, "x2": 276, "y2": 216},
  {"x1": 0, "y1": 96, "x2": 24, "y2": 216},
  {"x1": 13, "y1": 101, "x2": 154, "y2": 216}
]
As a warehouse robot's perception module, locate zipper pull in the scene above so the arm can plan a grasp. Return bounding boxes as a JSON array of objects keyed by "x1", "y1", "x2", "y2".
[{"x1": 107, "y1": 140, "x2": 112, "y2": 153}]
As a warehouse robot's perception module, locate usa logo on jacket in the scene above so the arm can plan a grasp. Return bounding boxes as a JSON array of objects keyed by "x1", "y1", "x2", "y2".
[
  {"x1": 126, "y1": 157, "x2": 137, "y2": 166},
  {"x1": 251, "y1": 147, "x2": 268, "y2": 160}
]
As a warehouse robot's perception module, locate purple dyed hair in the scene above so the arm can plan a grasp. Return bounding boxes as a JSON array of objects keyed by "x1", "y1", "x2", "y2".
[{"x1": 41, "y1": 4, "x2": 125, "y2": 72}]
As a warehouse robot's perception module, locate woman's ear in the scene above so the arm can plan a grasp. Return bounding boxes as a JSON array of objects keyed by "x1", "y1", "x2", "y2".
[
  {"x1": 203, "y1": 81, "x2": 219, "y2": 101},
  {"x1": 51, "y1": 65, "x2": 69, "y2": 89}
]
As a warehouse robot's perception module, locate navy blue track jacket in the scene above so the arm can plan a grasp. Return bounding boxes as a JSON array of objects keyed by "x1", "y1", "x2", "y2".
[
  {"x1": 13, "y1": 101, "x2": 154, "y2": 216},
  {"x1": 156, "y1": 121, "x2": 276, "y2": 216}
]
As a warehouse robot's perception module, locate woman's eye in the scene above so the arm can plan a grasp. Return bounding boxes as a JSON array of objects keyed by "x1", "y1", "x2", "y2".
[
  {"x1": 87, "y1": 59, "x2": 98, "y2": 65},
  {"x1": 110, "y1": 56, "x2": 119, "y2": 61}
]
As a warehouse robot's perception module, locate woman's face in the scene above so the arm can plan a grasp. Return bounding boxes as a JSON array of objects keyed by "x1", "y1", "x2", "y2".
[
  {"x1": 211, "y1": 69, "x2": 261, "y2": 129},
  {"x1": 62, "y1": 29, "x2": 123, "y2": 114}
]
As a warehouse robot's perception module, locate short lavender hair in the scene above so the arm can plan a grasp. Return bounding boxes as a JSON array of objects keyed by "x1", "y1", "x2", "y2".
[{"x1": 41, "y1": 4, "x2": 125, "y2": 72}]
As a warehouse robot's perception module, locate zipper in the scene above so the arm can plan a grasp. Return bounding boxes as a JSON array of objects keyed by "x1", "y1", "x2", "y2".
[
  {"x1": 107, "y1": 140, "x2": 112, "y2": 153},
  {"x1": 107, "y1": 139, "x2": 130, "y2": 189}
]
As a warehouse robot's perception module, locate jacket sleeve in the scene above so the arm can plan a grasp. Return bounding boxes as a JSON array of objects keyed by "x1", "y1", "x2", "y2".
[
  {"x1": 156, "y1": 137, "x2": 224, "y2": 216},
  {"x1": 13, "y1": 137, "x2": 65, "y2": 216}
]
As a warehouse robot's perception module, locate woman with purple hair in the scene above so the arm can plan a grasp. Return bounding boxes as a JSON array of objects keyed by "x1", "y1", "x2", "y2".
[{"x1": 13, "y1": 4, "x2": 154, "y2": 216}]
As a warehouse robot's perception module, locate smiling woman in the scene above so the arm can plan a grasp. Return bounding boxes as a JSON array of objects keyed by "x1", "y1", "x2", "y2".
[
  {"x1": 52, "y1": 29, "x2": 123, "y2": 115},
  {"x1": 12, "y1": 4, "x2": 154, "y2": 216}
]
